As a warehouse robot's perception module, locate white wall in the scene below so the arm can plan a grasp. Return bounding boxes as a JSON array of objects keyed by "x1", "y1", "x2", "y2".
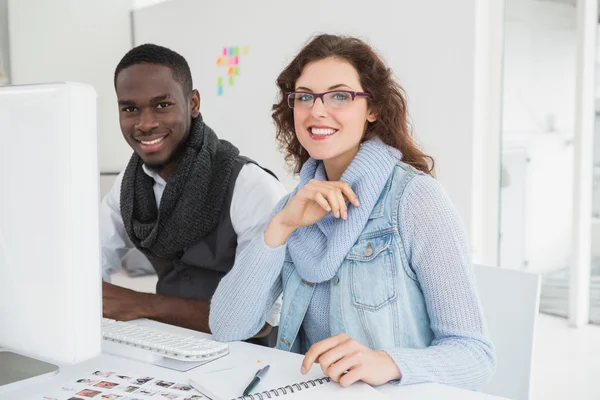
[
  {"x1": 132, "y1": 0, "x2": 172, "y2": 9},
  {"x1": 0, "y1": 0, "x2": 9, "y2": 84},
  {"x1": 7, "y1": 0, "x2": 133, "y2": 173},
  {"x1": 501, "y1": 0, "x2": 577, "y2": 272},
  {"x1": 471, "y1": 0, "x2": 504, "y2": 266}
]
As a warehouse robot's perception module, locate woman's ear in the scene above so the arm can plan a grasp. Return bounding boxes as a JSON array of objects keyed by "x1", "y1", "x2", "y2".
[{"x1": 367, "y1": 109, "x2": 377, "y2": 123}]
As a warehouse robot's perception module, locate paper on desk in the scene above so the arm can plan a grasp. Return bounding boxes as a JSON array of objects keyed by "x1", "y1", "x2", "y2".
[
  {"x1": 189, "y1": 359, "x2": 389, "y2": 400},
  {"x1": 37, "y1": 369, "x2": 205, "y2": 400}
]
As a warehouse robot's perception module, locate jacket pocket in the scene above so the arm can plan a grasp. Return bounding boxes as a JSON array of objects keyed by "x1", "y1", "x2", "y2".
[{"x1": 347, "y1": 234, "x2": 398, "y2": 311}]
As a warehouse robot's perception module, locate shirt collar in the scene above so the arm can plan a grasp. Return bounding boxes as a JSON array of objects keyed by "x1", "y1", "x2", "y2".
[{"x1": 142, "y1": 163, "x2": 167, "y2": 186}]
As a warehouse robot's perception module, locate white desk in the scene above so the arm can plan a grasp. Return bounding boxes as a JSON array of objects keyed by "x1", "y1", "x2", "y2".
[{"x1": 1, "y1": 320, "x2": 508, "y2": 400}]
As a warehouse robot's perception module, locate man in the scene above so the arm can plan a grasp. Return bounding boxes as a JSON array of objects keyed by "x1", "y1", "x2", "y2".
[{"x1": 101, "y1": 44, "x2": 286, "y2": 345}]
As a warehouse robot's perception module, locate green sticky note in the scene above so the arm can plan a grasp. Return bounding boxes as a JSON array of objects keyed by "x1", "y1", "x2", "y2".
[
  {"x1": 217, "y1": 77, "x2": 223, "y2": 86},
  {"x1": 229, "y1": 76, "x2": 234, "y2": 86},
  {"x1": 234, "y1": 46, "x2": 239, "y2": 56},
  {"x1": 235, "y1": 67, "x2": 239, "y2": 76}
]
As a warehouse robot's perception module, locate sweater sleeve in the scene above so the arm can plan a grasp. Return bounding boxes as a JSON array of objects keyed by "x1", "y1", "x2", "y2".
[
  {"x1": 384, "y1": 175, "x2": 496, "y2": 390},
  {"x1": 209, "y1": 196, "x2": 290, "y2": 342}
]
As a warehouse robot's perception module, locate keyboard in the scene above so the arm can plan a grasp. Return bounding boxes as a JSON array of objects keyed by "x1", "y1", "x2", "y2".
[{"x1": 102, "y1": 318, "x2": 229, "y2": 362}]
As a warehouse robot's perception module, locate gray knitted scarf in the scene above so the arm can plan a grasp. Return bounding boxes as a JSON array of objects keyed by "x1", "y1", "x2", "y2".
[{"x1": 120, "y1": 115, "x2": 240, "y2": 260}]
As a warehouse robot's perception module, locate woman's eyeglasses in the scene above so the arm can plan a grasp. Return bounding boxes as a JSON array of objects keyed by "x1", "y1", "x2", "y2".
[{"x1": 286, "y1": 90, "x2": 371, "y2": 109}]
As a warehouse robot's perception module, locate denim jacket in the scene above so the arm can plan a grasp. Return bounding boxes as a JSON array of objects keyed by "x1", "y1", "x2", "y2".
[{"x1": 276, "y1": 162, "x2": 435, "y2": 353}]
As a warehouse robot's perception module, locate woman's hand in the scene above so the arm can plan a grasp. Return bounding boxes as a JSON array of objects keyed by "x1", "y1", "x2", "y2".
[
  {"x1": 301, "y1": 333, "x2": 402, "y2": 387},
  {"x1": 265, "y1": 180, "x2": 359, "y2": 247}
]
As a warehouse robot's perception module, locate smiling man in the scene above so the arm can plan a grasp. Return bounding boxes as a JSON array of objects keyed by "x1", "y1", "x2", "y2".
[{"x1": 100, "y1": 44, "x2": 285, "y2": 345}]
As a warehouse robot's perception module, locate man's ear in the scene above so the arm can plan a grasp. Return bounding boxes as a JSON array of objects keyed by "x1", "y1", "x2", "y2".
[{"x1": 190, "y1": 89, "x2": 200, "y2": 118}]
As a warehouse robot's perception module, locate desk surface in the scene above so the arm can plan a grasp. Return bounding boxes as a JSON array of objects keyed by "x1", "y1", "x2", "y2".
[{"x1": 1, "y1": 320, "x2": 507, "y2": 400}]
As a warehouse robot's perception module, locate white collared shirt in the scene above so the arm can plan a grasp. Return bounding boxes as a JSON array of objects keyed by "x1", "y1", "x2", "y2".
[{"x1": 100, "y1": 162, "x2": 287, "y2": 326}]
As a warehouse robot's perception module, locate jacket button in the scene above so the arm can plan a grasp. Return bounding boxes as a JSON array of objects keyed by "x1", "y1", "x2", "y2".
[
  {"x1": 365, "y1": 242, "x2": 373, "y2": 257},
  {"x1": 332, "y1": 276, "x2": 340, "y2": 285}
]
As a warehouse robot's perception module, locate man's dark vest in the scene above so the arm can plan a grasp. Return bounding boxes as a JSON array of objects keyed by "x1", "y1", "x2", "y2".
[{"x1": 145, "y1": 156, "x2": 278, "y2": 347}]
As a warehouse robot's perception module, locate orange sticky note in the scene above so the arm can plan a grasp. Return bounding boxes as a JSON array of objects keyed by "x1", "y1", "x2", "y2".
[{"x1": 227, "y1": 66, "x2": 234, "y2": 76}]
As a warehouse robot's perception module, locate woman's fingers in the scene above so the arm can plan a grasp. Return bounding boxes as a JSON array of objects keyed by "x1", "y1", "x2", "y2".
[
  {"x1": 310, "y1": 181, "x2": 359, "y2": 209},
  {"x1": 324, "y1": 188, "x2": 341, "y2": 218},
  {"x1": 326, "y1": 354, "x2": 360, "y2": 383},
  {"x1": 335, "y1": 189, "x2": 347, "y2": 220},
  {"x1": 312, "y1": 191, "x2": 331, "y2": 213},
  {"x1": 332, "y1": 182, "x2": 360, "y2": 207},
  {"x1": 303, "y1": 180, "x2": 360, "y2": 220}
]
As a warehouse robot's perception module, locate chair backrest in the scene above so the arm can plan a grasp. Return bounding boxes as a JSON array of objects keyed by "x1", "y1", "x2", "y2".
[{"x1": 473, "y1": 265, "x2": 541, "y2": 400}]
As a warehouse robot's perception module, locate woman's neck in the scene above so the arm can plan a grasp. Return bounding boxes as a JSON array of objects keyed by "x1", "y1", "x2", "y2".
[{"x1": 323, "y1": 145, "x2": 359, "y2": 181}]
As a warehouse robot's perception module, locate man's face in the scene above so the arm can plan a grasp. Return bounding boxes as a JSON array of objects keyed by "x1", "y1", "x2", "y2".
[{"x1": 115, "y1": 64, "x2": 199, "y2": 171}]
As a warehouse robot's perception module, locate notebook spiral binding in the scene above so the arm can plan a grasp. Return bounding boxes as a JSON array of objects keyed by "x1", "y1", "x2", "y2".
[{"x1": 235, "y1": 377, "x2": 332, "y2": 400}]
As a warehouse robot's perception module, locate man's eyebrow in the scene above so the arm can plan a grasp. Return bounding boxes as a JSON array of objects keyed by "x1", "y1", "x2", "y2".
[
  {"x1": 118, "y1": 94, "x2": 172, "y2": 106},
  {"x1": 150, "y1": 94, "x2": 171, "y2": 102}
]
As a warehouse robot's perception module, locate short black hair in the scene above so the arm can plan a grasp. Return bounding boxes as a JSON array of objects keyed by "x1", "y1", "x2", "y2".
[{"x1": 114, "y1": 43, "x2": 193, "y2": 95}]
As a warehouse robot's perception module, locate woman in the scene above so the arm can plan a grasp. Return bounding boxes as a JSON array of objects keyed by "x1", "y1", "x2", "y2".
[{"x1": 210, "y1": 34, "x2": 496, "y2": 390}]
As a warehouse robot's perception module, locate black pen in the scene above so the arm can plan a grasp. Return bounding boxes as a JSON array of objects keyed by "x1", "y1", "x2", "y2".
[{"x1": 243, "y1": 365, "x2": 270, "y2": 396}]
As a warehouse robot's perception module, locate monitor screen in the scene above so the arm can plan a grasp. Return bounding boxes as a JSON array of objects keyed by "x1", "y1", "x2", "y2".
[{"x1": 0, "y1": 83, "x2": 102, "y2": 366}]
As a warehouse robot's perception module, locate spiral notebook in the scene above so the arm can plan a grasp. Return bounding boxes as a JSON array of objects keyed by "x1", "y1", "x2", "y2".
[{"x1": 188, "y1": 359, "x2": 389, "y2": 400}]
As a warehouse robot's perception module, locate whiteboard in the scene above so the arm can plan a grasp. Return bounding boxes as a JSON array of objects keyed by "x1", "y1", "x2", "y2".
[{"x1": 133, "y1": 0, "x2": 477, "y2": 233}]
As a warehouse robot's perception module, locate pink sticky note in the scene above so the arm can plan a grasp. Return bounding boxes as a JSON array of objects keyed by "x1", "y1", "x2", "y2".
[
  {"x1": 222, "y1": 47, "x2": 227, "y2": 56},
  {"x1": 234, "y1": 56, "x2": 239, "y2": 65}
]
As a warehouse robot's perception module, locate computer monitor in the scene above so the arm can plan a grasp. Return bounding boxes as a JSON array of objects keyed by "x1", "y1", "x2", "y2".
[{"x1": 0, "y1": 83, "x2": 102, "y2": 389}]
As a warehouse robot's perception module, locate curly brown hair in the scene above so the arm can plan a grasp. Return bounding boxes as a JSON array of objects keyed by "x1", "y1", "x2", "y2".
[{"x1": 272, "y1": 34, "x2": 434, "y2": 176}]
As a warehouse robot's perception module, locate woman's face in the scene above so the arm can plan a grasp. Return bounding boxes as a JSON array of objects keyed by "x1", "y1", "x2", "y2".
[{"x1": 292, "y1": 57, "x2": 376, "y2": 164}]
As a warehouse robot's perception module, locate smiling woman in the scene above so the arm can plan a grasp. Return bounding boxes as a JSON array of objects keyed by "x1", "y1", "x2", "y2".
[{"x1": 210, "y1": 34, "x2": 496, "y2": 391}]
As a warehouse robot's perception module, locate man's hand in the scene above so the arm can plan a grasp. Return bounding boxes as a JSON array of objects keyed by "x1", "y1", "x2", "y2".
[
  {"x1": 102, "y1": 281, "x2": 151, "y2": 321},
  {"x1": 301, "y1": 333, "x2": 402, "y2": 387}
]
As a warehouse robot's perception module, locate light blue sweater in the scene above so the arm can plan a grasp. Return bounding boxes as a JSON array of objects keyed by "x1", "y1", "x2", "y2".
[{"x1": 210, "y1": 142, "x2": 495, "y2": 390}]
